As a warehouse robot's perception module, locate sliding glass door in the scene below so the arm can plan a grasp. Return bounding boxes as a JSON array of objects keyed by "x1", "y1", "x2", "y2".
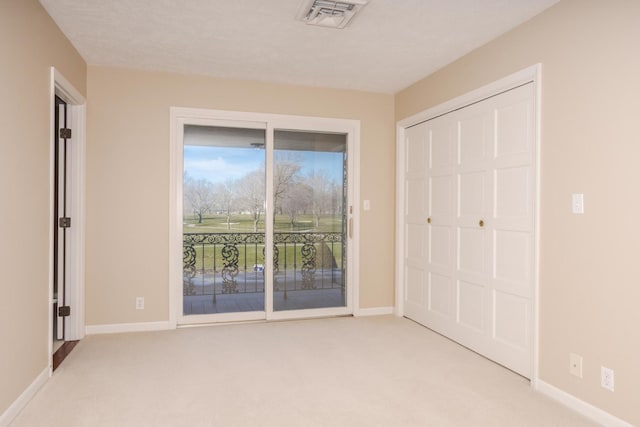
[
  {"x1": 182, "y1": 125, "x2": 266, "y2": 316},
  {"x1": 272, "y1": 130, "x2": 347, "y2": 312},
  {"x1": 173, "y1": 110, "x2": 357, "y2": 324}
]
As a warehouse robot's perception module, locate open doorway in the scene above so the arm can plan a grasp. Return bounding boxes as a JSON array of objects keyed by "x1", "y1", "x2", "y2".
[
  {"x1": 50, "y1": 68, "x2": 86, "y2": 370},
  {"x1": 52, "y1": 95, "x2": 70, "y2": 358}
]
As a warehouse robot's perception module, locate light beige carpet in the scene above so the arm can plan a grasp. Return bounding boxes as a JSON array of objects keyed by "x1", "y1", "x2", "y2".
[{"x1": 12, "y1": 316, "x2": 595, "y2": 426}]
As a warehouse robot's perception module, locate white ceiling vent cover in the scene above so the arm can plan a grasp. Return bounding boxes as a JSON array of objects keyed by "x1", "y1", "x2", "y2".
[{"x1": 297, "y1": 0, "x2": 369, "y2": 29}]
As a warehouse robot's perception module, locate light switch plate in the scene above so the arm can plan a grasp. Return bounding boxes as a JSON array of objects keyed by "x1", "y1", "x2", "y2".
[
  {"x1": 572, "y1": 193, "x2": 584, "y2": 214},
  {"x1": 569, "y1": 353, "x2": 583, "y2": 378}
]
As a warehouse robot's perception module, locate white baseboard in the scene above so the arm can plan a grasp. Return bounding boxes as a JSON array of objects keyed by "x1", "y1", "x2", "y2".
[
  {"x1": 535, "y1": 379, "x2": 632, "y2": 427},
  {"x1": 0, "y1": 367, "x2": 49, "y2": 427},
  {"x1": 85, "y1": 321, "x2": 171, "y2": 335},
  {"x1": 355, "y1": 306, "x2": 394, "y2": 317}
]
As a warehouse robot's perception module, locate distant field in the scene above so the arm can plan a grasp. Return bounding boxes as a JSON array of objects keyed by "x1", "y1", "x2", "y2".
[{"x1": 183, "y1": 213, "x2": 343, "y2": 233}]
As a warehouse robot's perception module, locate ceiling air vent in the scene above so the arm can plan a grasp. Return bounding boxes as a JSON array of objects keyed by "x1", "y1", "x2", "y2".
[{"x1": 297, "y1": 0, "x2": 368, "y2": 29}]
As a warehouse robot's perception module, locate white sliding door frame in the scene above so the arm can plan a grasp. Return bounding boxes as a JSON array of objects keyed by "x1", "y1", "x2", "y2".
[
  {"x1": 169, "y1": 108, "x2": 360, "y2": 327},
  {"x1": 395, "y1": 64, "x2": 541, "y2": 384}
]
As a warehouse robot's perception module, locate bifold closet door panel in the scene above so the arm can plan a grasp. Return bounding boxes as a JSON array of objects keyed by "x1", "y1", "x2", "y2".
[
  {"x1": 402, "y1": 82, "x2": 535, "y2": 378},
  {"x1": 486, "y1": 84, "x2": 535, "y2": 377},
  {"x1": 403, "y1": 123, "x2": 428, "y2": 322}
]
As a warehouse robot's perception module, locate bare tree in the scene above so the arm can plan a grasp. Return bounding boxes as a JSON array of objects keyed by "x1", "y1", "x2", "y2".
[
  {"x1": 214, "y1": 179, "x2": 236, "y2": 230},
  {"x1": 237, "y1": 169, "x2": 265, "y2": 232},
  {"x1": 280, "y1": 180, "x2": 312, "y2": 229},
  {"x1": 184, "y1": 174, "x2": 215, "y2": 224},
  {"x1": 304, "y1": 170, "x2": 335, "y2": 227},
  {"x1": 220, "y1": 153, "x2": 303, "y2": 232},
  {"x1": 273, "y1": 152, "x2": 302, "y2": 214},
  {"x1": 331, "y1": 182, "x2": 344, "y2": 217}
]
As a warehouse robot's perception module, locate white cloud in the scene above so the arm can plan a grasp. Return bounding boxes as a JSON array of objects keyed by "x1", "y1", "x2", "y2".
[{"x1": 185, "y1": 156, "x2": 261, "y2": 183}]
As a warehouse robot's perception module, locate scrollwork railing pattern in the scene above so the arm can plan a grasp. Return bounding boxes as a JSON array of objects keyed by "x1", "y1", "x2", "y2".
[
  {"x1": 300, "y1": 243, "x2": 317, "y2": 289},
  {"x1": 221, "y1": 244, "x2": 240, "y2": 293},
  {"x1": 182, "y1": 232, "x2": 343, "y2": 297},
  {"x1": 183, "y1": 244, "x2": 197, "y2": 296}
]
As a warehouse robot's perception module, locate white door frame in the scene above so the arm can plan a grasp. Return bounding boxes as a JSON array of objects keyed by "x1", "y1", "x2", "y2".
[
  {"x1": 169, "y1": 107, "x2": 360, "y2": 327},
  {"x1": 395, "y1": 64, "x2": 541, "y2": 384},
  {"x1": 48, "y1": 68, "x2": 86, "y2": 368}
]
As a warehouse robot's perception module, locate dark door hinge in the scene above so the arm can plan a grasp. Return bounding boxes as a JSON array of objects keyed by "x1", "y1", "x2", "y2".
[
  {"x1": 58, "y1": 306, "x2": 71, "y2": 317},
  {"x1": 59, "y1": 128, "x2": 72, "y2": 139},
  {"x1": 59, "y1": 217, "x2": 71, "y2": 228}
]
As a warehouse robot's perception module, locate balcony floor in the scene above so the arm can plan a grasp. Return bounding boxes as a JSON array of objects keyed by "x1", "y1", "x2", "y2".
[{"x1": 183, "y1": 288, "x2": 345, "y2": 315}]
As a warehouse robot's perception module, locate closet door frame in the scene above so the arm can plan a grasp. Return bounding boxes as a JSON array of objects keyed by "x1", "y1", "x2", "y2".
[{"x1": 395, "y1": 64, "x2": 541, "y2": 384}]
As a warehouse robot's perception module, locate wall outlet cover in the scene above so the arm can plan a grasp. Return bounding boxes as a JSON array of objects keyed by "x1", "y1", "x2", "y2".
[{"x1": 601, "y1": 366, "x2": 614, "y2": 392}]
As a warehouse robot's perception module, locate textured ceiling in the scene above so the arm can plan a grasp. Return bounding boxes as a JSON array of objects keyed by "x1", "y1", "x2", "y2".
[{"x1": 39, "y1": 0, "x2": 558, "y2": 94}]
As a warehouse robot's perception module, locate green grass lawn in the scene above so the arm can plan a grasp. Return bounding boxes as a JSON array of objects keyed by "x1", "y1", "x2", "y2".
[{"x1": 183, "y1": 213, "x2": 343, "y2": 233}]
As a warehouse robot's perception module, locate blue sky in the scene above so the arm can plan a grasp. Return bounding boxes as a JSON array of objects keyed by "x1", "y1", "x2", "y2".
[{"x1": 184, "y1": 145, "x2": 343, "y2": 184}]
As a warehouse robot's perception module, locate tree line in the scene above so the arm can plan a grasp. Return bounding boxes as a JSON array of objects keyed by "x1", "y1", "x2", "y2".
[{"x1": 184, "y1": 154, "x2": 344, "y2": 232}]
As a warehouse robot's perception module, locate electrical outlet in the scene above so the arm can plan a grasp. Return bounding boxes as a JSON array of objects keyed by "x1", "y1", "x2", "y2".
[
  {"x1": 601, "y1": 366, "x2": 614, "y2": 392},
  {"x1": 569, "y1": 353, "x2": 583, "y2": 378},
  {"x1": 135, "y1": 297, "x2": 145, "y2": 310}
]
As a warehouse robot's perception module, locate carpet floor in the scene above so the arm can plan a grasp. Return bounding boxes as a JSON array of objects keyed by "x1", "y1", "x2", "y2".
[{"x1": 12, "y1": 316, "x2": 596, "y2": 426}]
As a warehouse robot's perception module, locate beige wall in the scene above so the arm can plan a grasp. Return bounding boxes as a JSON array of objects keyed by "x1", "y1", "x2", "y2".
[
  {"x1": 396, "y1": 0, "x2": 640, "y2": 424},
  {"x1": 85, "y1": 67, "x2": 395, "y2": 325},
  {"x1": 6, "y1": 0, "x2": 636, "y2": 424},
  {"x1": 0, "y1": 0, "x2": 86, "y2": 416}
]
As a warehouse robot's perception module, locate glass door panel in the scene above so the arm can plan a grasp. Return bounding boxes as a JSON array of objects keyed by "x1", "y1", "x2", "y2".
[
  {"x1": 182, "y1": 125, "x2": 266, "y2": 316},
  {"x1": 272, "y1": 130, "x2": 347, "y2": 311}
]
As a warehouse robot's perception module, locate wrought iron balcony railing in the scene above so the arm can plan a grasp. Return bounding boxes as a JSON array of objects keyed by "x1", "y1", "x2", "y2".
[{"x1": 183, "y1": 232, "x2": 345, "y2": 301}]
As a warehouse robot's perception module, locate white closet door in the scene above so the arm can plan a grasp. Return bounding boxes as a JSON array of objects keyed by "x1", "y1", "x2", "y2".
[
  {"x1": 403, "y1": 124, "x2": 428, "y2": 322},
  {"x1": 454, "y1": 99, "x2": 493, "y2": 353},
  {"x1": 486, "y1": 84, "x2": 535, "y2": 376},
  {"x1": 425, "y1": 113, "x2": 456, "y2": 333},
  {"x1": 403, "y1": 83, "x2": 535, "y2": 378}
]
